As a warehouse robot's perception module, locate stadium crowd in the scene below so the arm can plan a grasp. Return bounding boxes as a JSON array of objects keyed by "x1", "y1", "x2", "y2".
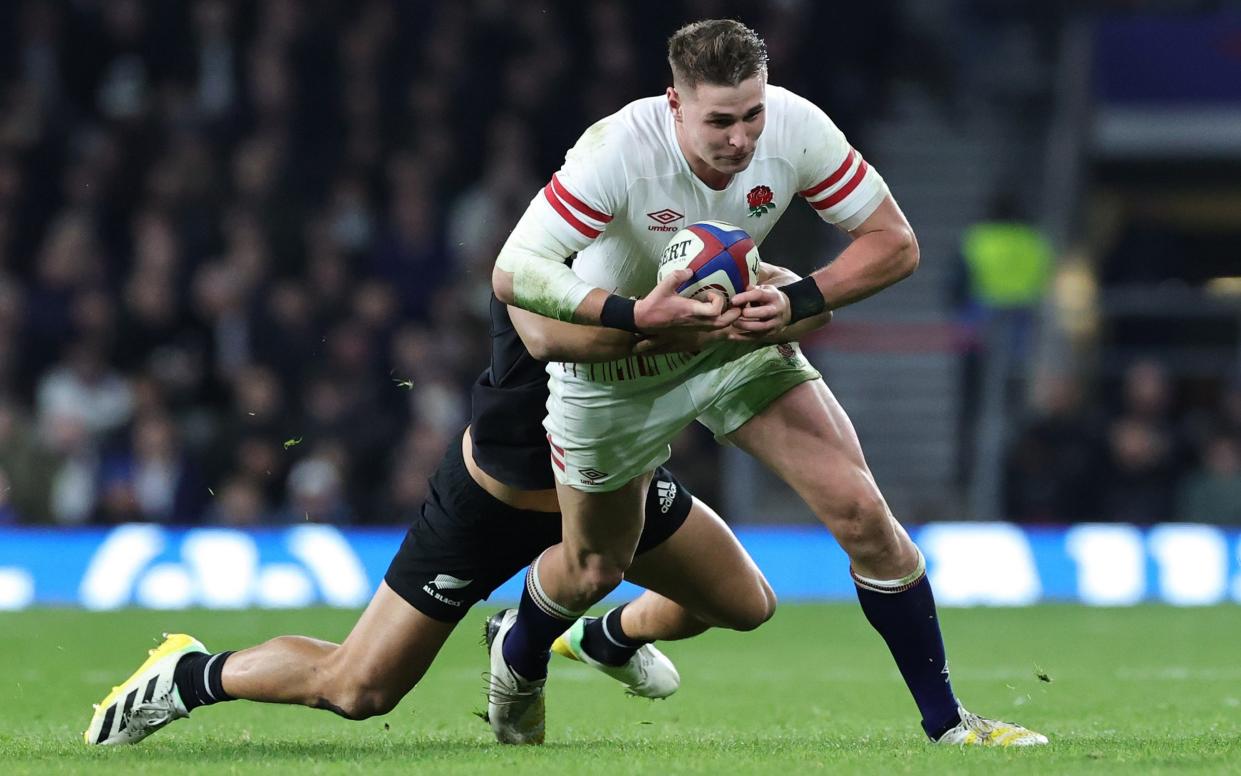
[
  {"x1": 1004, "y1": 362, "x2": 1241, "y2": 525},
  {"x1": 0, "y1": 0, "x2": 899, "y2": 526},
  {"x1": 0, "y1": 0, "x2": 1233, "y2": 527}
]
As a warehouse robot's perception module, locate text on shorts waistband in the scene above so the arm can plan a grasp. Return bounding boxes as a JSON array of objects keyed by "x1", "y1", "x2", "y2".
[{"x1": 555, "y1": 351, "x2": 700, "y2": 383}]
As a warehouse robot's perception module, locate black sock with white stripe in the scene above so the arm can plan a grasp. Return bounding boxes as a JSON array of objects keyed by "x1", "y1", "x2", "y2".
[
  {"x1": 502, "y1": 552, "x2": 584, "y2": 681},
  {"x1": 173, "y1": 651, "x2": 235, "y2": 712},
  {"x1": 581, "y1": 605, "x2": 646, "y2": 667}
]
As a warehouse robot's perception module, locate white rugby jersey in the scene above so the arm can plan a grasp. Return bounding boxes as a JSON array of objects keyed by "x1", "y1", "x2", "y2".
[{"x1": 503, "y1": 84, "x2": 889, "y2": 299}]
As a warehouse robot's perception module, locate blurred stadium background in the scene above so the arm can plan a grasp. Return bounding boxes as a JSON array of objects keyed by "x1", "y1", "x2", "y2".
[{"x1": 0, "y1": 0, "x2": 1239, "y2": 612}]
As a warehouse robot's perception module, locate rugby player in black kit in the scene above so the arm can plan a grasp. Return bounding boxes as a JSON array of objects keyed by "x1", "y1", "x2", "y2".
[{"x1": 84, "y1": 265, "x2": 825, "y2": 746}]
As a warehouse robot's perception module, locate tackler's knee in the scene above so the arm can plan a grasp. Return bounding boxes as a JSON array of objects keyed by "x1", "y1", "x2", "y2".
[{"x1": 717, "y1": 576, "x2": 778, "y2": 632}]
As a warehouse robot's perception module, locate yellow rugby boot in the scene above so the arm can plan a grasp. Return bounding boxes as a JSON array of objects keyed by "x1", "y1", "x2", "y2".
[
  {"x1": 935, "y1": 706, "x2": 1049, "y2": 746},
  {"x1": 84, "y1": 633, "x2": 206, "y2": 745}
]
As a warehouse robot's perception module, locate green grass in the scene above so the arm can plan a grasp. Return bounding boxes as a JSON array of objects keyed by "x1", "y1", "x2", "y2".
[{"x1": 2, "y1": 604, "x2": 1239, "y2": 774}]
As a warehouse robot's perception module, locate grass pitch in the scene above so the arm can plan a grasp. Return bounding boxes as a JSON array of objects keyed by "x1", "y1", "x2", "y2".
[{"x1": 1, "y1": 603, "x2": 1238, "y2": 774}]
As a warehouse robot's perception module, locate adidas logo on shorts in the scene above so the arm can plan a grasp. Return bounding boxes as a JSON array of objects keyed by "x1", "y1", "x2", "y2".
[{"x1": 656, "y1": 480, "x2": 677, "y2": 514}]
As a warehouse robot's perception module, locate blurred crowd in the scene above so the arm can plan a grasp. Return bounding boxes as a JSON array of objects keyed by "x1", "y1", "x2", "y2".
[
  {"x1": 1004, "y1": 362, "x2": 1241, "y2": 525},
  {"x1": 5, "y1": 1, "x2": 1219, "y2": 529},
  {"x1": 0, "y1": 0, "x2": 900, "y2": 526}
]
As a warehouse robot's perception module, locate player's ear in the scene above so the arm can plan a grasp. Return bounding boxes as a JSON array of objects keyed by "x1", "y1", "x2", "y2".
[{"x1": 666, "y1": 86, "x2": 682, "y2": 121}]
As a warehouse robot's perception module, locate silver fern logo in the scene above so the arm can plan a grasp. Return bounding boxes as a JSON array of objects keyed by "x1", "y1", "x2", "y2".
[
  {"x1": 423, "y1": 573, "x2": 474, "y2": 606},
  {"x1": 429, "y1": 574, "x2": 472, "y2": 590}
]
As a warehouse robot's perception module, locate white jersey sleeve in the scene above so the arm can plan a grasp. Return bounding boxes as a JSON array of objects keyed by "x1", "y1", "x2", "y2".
[
  {"x1": 532, "y1": 117, "x2": 626, "y2": 246},
  {"x1": 495, "y1": 117, "x2": 629, "y2": 321},
  {"x1": 785, "y1": 92, "x2": 889, "y2": 231}
]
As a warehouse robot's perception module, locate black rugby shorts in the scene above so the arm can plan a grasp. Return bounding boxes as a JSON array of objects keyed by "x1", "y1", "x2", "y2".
[{"x1": 384, "y1": 435, "x2": 694, "y2": 622}]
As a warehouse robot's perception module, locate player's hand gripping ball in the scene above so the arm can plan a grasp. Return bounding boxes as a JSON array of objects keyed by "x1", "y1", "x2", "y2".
[{"x1": 657, "y1": 221, "x2": 760, "y2": 303}]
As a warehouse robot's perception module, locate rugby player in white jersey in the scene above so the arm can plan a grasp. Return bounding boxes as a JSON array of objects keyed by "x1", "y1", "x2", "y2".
[
  {"x1": 488, "y1": 19, "x2": 1047, "y2": 747},
  {"x1": 83, "y1": 282, "x2": 837, "y2": 746}
]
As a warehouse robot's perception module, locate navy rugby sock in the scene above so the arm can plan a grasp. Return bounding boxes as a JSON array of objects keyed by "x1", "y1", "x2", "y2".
[
  {"x1": 852, "y1": 551, "x2": 961, "y2": 740},
  {"x1": 581, "y1": 605, "x2": 646, "y2": 666},
  {"x1": 502, "y1": 552, "x2": 583, "y2": 681},
  {"x1": 173, "y1": 651, "x2": 235, "y2": 712}
]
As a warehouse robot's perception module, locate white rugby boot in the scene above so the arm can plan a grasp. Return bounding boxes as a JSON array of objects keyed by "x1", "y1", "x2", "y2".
[
  {"x1": 552, "y1": 616, "x2": 680, "y2": 699},
  {"x1": 483, "y1": 609, "x2": 546, "y2": 745},
  {"x1": 935, "y1": 706, "x2": 1049, "y2": 746},
  {"x1": 84, "y1": 633, "x2": 206, "y2": 745}
]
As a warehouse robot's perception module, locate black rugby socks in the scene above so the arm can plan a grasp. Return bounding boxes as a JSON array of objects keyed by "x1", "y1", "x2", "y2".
[
  {"x1": 502, "y1": 553, "x2": 583, "y2": 681},
  {"x1": 853, "y1": 551, "x2": 961, "y2": 740},
  {"x1": 581, "y1": 605, "x2": 646, "y2": 667},
  {"x1": 173, "y1": 651, "x2": 235, "y2": 712}
]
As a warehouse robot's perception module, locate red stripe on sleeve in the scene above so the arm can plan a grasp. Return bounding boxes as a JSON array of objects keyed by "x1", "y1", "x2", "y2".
[
  {"x1": 810, "y1": 160, "x2": 869, "y2": 211},
  {"x1": 551, "y1": 174, "x2": 612, "y2": 223},
  {"x1": 550, "y1": 453, "x2": 566, "y2": 471},
  {"x1": 800, "y1": 148, "x2": 857, "y2": 198},
  {"x1": 543, "y1": 184, "x2": 601, "y2": 239}
]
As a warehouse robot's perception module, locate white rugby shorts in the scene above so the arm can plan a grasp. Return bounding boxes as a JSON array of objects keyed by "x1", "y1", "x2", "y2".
[{"x1": 544, "y1": 341, "x2": 820, "y2": 491}]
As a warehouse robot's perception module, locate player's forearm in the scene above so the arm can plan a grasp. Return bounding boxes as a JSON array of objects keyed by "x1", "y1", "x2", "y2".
[
  {"x1": 492, "y1": 256, "x2": 594, "y2": 323},
  {"x1": 493, "y1": 207, "x2": 601, "y2": 323},
  {"x1": 492, "y1": 228, "x2": 633, "y2": 331},
  {"x1": 812, "y1": 226, "x2": 918, "y2": 310},
  {"x1": 507, "y1": 305, "x2": 638, "y2": 362},
  {"x1": 536, "y1": 324, "x2": 639, "y2": 362}
]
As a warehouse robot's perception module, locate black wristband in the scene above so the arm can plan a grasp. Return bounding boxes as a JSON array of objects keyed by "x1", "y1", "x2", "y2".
[
  {"x1": 600, "y1": 294, "x2": 640, "y2": 333},
  {"x1": 782, "y1": 276, "x2": 828, "y2": 324}
]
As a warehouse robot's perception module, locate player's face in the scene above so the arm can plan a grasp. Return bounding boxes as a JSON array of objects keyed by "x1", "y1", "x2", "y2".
[{"x1": 670, "y1": 75, "x2": 767, "y2": 179}]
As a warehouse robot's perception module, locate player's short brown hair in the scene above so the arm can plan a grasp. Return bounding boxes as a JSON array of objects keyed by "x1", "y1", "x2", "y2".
[{"x1": 667, "y1": 19, "x2": 768, "y2": 89}]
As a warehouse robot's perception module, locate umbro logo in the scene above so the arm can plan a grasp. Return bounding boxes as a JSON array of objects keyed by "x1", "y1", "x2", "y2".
[
  {"x1": 655, "y1": 480, "x2": 677, "y2": 514},
  {"x1": 579, "y1": 467, "x2": 609, "y2": 485},
  {"x1": 647, "y1": 208, "x2": 683, "y2": 232},
  {"x1": 648, "y1": 208, "x2": 682, "y2": 224}
]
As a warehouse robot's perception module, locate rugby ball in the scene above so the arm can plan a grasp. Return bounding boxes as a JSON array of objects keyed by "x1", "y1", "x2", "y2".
[{"x1": 657, "y1": 221, "x2": 760, "y2": 303}]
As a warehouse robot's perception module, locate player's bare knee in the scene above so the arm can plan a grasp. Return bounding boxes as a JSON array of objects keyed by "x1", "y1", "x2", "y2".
[
  {"x1": 711, "y1": 575, "x2": 776, "y2": 631},
  {"x1": 327, "y1": 686, "x2": 401, "y2": 720},
  {"x1": 744, "y1": 579, "x2": 779, "y2": 630},
  {"x1": 568, "y1": 552, "x2": 628, "y2": 602},
  {"x1": 354, "y1": 677, "x2": 405, "y2": 717},
  {"x1": 317, "y1": 664, "x2": 405, "y2": 720},
  {"x1": 759, "y1": 579, "x2": 778, "y2": 624},
  {"x1": 733, "y1": 589, "x2": 777, "y2": 632},
  {"x1": 824, "y1": 489, "x2": 891, "y2": 561},
  {"x1": 580, "y1": 562, "x2": 626, "y2": 601},
  {"x1": 314, "y1": 650, "x2": 407, "y2": 720}
]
